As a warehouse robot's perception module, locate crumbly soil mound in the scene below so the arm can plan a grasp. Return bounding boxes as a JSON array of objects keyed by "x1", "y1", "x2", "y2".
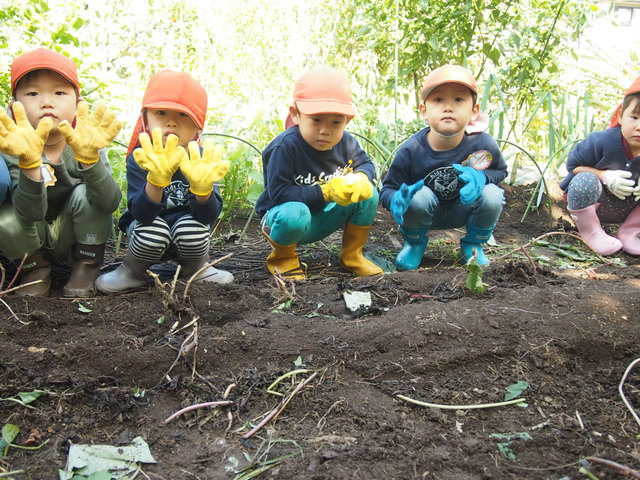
[{"x1": 2, "y1": 183, "x2": 640, "y2": 479}]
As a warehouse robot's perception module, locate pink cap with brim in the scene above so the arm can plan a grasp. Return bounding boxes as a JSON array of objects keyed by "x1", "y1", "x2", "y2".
[
  {"x1": 11, "y1": 47, "x2": 80, "y2": 94},
  {"x1": 421, "y1": 64, "x2": 478, "y2": 101},
  {"x1": 292, "y1": 66, "x2": 356, "y2": 118}
]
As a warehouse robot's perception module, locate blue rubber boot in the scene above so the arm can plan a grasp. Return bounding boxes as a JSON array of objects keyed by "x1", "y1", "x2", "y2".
[
  {"x1": 460, "y1": 223, "x2": 494, "y2": 265},
  {"x1": 395, "y1": 227, "x2": 429, "y2": 271}
]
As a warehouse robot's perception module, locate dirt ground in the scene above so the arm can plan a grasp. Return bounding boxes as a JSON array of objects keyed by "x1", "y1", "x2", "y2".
[{"x1": 2, "y1": 183, "x2": 640, "y2": 480}]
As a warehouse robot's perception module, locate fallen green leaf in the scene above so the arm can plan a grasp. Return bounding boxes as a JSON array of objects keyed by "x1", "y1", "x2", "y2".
[
  {"x1": 505, "y1": 381, "x2": 530, "y2": 401},
  {"x1": 1, "y1": 424, "x2": 19, "y2": 457}
]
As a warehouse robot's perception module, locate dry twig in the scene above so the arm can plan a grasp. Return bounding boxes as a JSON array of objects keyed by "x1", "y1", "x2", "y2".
[
  {"x1": 242, "y1": 372, "x2": 317, "y2": 440},
  {"x1": 182, "y1": 252, "x2": 234, "y2": 302}
]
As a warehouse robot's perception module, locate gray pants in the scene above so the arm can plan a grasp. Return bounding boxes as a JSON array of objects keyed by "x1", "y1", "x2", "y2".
[{"x1": 0, "y1": 184, "x2": 113, "y2": 262}]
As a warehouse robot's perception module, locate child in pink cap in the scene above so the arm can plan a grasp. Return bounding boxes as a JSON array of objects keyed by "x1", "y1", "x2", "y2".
[
  {"x1": 560, "y1": 74, "x2": 640, "y2": 256},
  {"x1": 255, "y1": 65, "x2": 382, "y2": 281},
  {"x1": 380, "y1": 65, "x2": 507, "y2": 269}
]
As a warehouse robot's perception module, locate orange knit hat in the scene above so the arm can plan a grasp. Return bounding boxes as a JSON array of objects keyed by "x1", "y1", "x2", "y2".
[{"x1": 127, "y1": 70, "x2": 208, "y2": 156}]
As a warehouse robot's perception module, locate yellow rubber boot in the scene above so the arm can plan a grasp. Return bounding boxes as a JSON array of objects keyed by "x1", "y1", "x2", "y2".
[
  {"x1": 263, "y1": 231, "x2": 306, "y2": 281},
  {"x1": 339, "y1": 223, "x2": 383, "y2": 277}
]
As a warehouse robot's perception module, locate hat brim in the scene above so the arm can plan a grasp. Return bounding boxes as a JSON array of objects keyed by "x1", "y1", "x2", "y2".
[
  {"x1": 12, "y1": 66, "x2": 80, "y2": 95},
  {"x1": 421, "y1": 80, "x2": 477, "y2": 101},
  {"x1": 143, "y1": 100, "x2": 204, "y2": 130},
  {"x1": 296, "y1": 100, "x2": 355, "y2": 118}
]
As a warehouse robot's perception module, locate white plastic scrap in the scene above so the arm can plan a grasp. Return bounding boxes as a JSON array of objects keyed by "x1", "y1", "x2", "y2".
[
  {"x1": 58, "y1": 436, "x2": 156, "y2": 479},
  {"x1": 343, "y1": 290, "x2": 372, "y2": 312}
]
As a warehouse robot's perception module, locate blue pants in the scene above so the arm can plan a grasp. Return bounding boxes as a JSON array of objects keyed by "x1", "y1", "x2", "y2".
[
  {"x1": 0, "y1": 160, "x2": 10, "y2": 205},
  {"x1": 263, "y1": 190, "x2": 379, "y2": 246},
  {"x1": 402, "y1": 183, "x2": 504, "y2": 230}
]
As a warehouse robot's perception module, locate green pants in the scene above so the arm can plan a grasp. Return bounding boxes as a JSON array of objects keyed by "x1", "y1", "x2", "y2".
[{"x1": 0, "y1": 184, "x2": 113, "y2": 262}]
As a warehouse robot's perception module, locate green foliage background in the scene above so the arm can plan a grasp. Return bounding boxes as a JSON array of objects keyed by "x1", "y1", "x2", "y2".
[{"x1": 0, "y1": 0, "x2": 637, "y2": 216}]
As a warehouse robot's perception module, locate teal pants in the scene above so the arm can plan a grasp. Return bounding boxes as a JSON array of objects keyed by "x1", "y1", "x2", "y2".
[
  {"x1": 0, "y1": 184, "x2": 113, "y2": 262},
  {"x1": 263, "y1": 190, "x2": 379, "y2": 246}
]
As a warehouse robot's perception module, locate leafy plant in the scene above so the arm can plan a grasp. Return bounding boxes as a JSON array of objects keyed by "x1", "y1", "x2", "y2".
[{"x1": 466, "y1": 256, "x2": 486, "y2": 294}]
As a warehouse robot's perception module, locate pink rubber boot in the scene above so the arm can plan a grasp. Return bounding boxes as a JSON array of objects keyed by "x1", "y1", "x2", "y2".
[
  {"x1": 568, "y1": 204, "x2": 622, "y2": 255},
  {"x1": 617, "y1": 206, "x2": 640, "y2": 255}
]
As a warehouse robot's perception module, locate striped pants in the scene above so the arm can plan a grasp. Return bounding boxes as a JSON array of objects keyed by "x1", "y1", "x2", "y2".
[{"x1": 126, "y1": 214, "x2": 210, "y2": 262}]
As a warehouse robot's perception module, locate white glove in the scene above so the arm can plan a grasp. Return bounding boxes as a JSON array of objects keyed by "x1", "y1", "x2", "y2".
[
  {"x1": 602, "y1": 170, "x2": 634, "y2": 200},
  {"x1": 634, "y1": 183, "x2": 640, "y2": 202}
]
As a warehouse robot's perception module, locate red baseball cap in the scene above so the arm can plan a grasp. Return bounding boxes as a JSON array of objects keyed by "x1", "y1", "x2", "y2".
[
  {"x1": 11, "y1": 47, "x2": 80, "y2": 95},
  {"x1": 292, "y1": 66, "x2": 356, "y2": 118},
  {"x1": 609, "y1": 74, "x2": 640, "y2": 128},
  {"x1": 142, "y1": 70, "x2": 207, "y2": 129},
  {"x1": 421, "y1": 64, "x2": 478, "y2": 101},
  {"x1": 127, "y1": 70, "x2": 208, "y2": 156}
]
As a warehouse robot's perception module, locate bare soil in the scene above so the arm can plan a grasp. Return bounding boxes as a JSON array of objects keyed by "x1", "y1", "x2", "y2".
[{"x1": 2, "y1": 183, "x2": 640, "y2": 480}]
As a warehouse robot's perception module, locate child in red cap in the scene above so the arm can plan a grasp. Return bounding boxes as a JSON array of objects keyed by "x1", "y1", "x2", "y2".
[
  {"x1": 0, "y1": 47, "x2": 122, "y2": 297},
  {"x1": 255, "y1": 65, "x2": 382, "y2": 281},
  {"x1": 380, "y1": 64, "x2": 507, "y2": 269},
  {"x1": 95, "y1": 70, "x2": 233, "y2": 294},
  {"x1": 560, "y1": 74, "x2": 640, "y2": 256}
]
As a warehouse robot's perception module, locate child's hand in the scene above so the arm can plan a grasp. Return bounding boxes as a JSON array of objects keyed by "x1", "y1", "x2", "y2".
[
  {"x1": 346, "y1": 172, "x2": 373, "y2": 203},
  {"x1": 452, "y1": 164, "x2": 486, "y2": 204},
  {"x1": 181, "y1": 139, "x2": 230, "y2": 196},
  {"x1": 602, "y1": 170, "x2": 634, "y2": 200},
  {"x1": 133, "y1": 128, "x2": 186, "y2": 187},
  {"x1": 0, "y1": 101, "x2": 51, "y2": 169},
  {"x1": 321, "y1": 177, "x2": 353, "y2": 206},
  {"x1": 390, "y1": 180, "x2": 423, "y2": 225},
  {"x1": 59, "y1": 102, "x2": 122, "y2": 164}
]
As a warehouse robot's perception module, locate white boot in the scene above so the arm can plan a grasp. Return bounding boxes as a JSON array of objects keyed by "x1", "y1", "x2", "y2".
[
  {"x1": 95, "y1": 252, "x2": 152, "y2": 294},
  {"x1": 180, "y1": 255, "x2": 234, "y2": 284}
]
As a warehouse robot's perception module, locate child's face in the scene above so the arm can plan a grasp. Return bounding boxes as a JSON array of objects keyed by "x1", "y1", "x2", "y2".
[
  {"x1": 145, "y1": 108, "x2": 201, "y2": 149},
  {"x1": 420, "y1": 83, "x2": 479, "y2": 138},
  {"x1": 620, "y1": 99, "x2": 640, "y2": 157},
  {"x1": 289, "y1": 107, "x2": 349, "y2": 151},
  {"x1": 14, "y1": 70, "x2": 77, "y2": 134}
]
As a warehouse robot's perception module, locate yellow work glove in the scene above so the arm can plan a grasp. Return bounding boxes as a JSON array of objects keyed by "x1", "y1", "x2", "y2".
[
  {"x1": 59, "y1": 101, "x2": 122, "y2": 164},
  {"x1": 321, "y1": 172, "x2": 373, "y2": 206},
  {"x1": 0, "y1": 101, "x2": 52, "y2": 169},
  {"x1": 133, "y1": 128, "x2": 186, "y2": 187},
  {"x1": 181, "y1": 139, "x2": 231, "y2": 196},
  {"x1": 321, "y1": 176, "x2": 353, "y2": 207},
  {"x1": 347, "y1": 172, "x2": 373, "y2": 203}
]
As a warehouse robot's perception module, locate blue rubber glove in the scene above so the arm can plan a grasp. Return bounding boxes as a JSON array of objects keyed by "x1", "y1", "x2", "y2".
[
  {"x1": 452, "y1": 164, "x2": 486, "y2": 204},
  {"x1": 390, "y1": 180, "x2": 424, "y2": 225}
]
